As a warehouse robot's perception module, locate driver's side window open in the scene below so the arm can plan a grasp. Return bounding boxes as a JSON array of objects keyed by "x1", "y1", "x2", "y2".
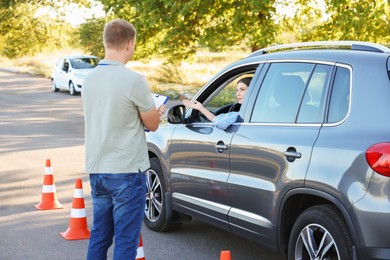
[
  {"x1": 204, "y1": 79, "x2": 239, "y2": 115},
  {"x1": 186, "y1": 63, "x2": 259, "y2": 124},
  {"x1": 200, "y1": 73, "x2": 254, "y2": 118}
]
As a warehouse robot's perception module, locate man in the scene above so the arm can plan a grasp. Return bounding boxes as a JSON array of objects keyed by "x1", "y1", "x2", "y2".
[{"x1": 82, "y1": 19, "x2": 165, "y2": 259}]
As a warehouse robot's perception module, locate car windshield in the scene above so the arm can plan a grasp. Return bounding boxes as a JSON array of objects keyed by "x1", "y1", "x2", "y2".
[{"x1": 70, "y1": 57, "x2": 99, "y2": 69}]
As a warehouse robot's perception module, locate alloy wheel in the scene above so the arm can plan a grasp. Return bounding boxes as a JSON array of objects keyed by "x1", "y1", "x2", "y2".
[
  {"x1": 295, "y1": 223, "x2": 340, "y2": 260},
  {"x1": 145, "y1": 168, "x2": 163, "y2": 222}
]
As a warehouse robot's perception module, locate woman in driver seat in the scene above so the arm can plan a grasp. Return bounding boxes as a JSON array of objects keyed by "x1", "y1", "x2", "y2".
[{"x1": 182, "y1": 77, "x2": 252, "y2": 130}]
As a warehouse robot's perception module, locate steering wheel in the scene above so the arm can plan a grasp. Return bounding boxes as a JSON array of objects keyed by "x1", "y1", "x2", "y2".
[
  {"x1": 215, "y1": 104, "x2": 234, "y2": 115},
  {"x1": 228, "y1": 103, "x2": 241, "y2": 112}
]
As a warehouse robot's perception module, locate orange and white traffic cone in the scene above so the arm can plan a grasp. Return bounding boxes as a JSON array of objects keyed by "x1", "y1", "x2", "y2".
[
  {"x1": 136, "y1": 234, "x2": 146, "y2": 260},
  {"x1": 60, "y1": 178, "x2": 90, "y2": 240},
  {"x1": 220, "y1": 250, "x2": 231, "y2": 260},
  {"x1": 35, "y1": 159, "x2": 63, "y2": 210}
]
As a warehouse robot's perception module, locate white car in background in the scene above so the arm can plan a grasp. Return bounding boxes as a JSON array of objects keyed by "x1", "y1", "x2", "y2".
[{"x1": 51, "y1": 55, "x2": 99, "y2": 95}]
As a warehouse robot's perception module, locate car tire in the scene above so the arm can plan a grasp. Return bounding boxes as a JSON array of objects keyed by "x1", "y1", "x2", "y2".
[
  {"x1": 69, "y1": 82, "x2": 77, "y2": 96},
  {"x1": 144, "y1": 157, "x2": 180, "y2": 232},
  {"x1": 288, "y1": 205, "x2": 353, "y2": 260},
  {"x1": 51, "y1": 79, "x2": 59, "y2": 92}
]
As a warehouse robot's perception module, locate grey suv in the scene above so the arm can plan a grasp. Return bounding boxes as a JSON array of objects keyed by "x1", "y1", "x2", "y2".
[{"x1": 144, "y1": 41, "x2": 390, "y2": 259}]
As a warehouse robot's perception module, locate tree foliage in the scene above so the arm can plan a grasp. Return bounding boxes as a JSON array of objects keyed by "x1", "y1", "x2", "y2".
[
  {"x1": 307, "y1": 0, "x2": 390, "y2": 43},
  {"x1": 0, "y1": 0, "x2": 91, "y2": 8},
  {"x1": 2, "y1": 0, "x2": 390, "y2": 61},
  {"x1": 82, "y1": 0, "x2": 277, "y2": 63},
  {"x1": 0, "y1": 0, "x2": 89, "y2": 58},
  {"x1": 0, "y1": 3, "x2": 64, "y2": 57},
  {"x1": 79, "y1": 17, "x2": 108, "y2": 58},
  {"x1": 277, "y1": 0, "x2": 390, "y2": 44}
]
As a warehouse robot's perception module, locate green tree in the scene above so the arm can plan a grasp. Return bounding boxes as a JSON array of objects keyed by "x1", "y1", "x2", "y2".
[
  {"x1": 275, "y1": 0, "x2": 325, "y2": 43},
  {"x1": 1, "y1": 4, "x2": 52, "y2": 57},
  {"x1": 79, "y1": 17, "x2": 108, "y2": 58},
  {"x1": 287, "y1": 0, "x2": 390, "y2": 44},
  {"x1": 0, "y1": 0, "x2": 90, "y2": 58},
  {"x1": 0, "y1": 0, "x2": 91, "y2": 8},
  {"x1": 82, "y1": 0, "x2": 277, "y2": 62}
]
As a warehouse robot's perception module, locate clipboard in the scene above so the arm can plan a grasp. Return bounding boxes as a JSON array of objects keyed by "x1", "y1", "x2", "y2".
[
  {"x1": 145, "y1": 93, "x2": 169, "y2": 132},
  {"x1": 151, "y1": 93, "x2": 169, "y2": 108}
]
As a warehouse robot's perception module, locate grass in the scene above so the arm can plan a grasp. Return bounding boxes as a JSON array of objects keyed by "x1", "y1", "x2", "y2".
[{"x1": 0, "y1": 48, "x2": 249, "y2": 99}]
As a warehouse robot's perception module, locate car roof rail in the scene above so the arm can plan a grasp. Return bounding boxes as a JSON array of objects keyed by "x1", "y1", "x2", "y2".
[{"x1": 247, "y1": 41, "x2": 390, "y2": 58}]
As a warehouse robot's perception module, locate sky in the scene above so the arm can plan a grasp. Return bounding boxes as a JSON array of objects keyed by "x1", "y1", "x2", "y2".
[
  {"x1": 36, "y1": 1, "x2": 105, "y2": 26},
  {"x1": 65, "y1": 2, "x2": 105, "y2": 26}
]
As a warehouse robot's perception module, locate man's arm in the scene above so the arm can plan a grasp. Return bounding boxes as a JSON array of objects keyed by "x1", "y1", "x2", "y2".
[{"x1": 140, "y1": 105, "x2": 166, "y2": 132}]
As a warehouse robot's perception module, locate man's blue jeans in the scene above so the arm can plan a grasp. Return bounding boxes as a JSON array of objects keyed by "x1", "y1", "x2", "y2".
[{"x1": 87, "y1": 172, "x2": 146, "y2": 260}]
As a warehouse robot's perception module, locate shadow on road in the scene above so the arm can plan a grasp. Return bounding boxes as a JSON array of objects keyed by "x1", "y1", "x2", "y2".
[{"x1": 0, "y1": 71, "x2": 86, "y2": 153}]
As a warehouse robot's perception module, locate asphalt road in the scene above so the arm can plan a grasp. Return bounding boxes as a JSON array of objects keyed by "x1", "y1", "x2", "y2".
[{"x1": 0, "y1": 69, "x2": 286, "y2": 260}]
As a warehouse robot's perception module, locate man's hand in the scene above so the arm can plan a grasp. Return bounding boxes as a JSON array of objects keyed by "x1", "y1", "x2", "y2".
[{"x1": 158, "y1": 104, "x2": 166, "y2": 117}]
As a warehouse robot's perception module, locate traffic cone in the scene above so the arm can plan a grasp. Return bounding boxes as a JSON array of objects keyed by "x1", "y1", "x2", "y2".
[
  {"x1": 60, "y1": 178, "x2": 90, "y2": 240},
  {"x1": 220, "y1": 250, "x2": 231, "y2": 260},
  {"x1": 35, "y1": 159, "x2": 63, "y2": 210},
  {"x1": 136, "y1": 234, "x2": 146, "y2": 260}
]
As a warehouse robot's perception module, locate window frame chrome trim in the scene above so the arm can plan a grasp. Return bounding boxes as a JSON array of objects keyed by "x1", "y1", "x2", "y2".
[{"x1": 183, "y1": 59, "x2": 352, "y2": 127}]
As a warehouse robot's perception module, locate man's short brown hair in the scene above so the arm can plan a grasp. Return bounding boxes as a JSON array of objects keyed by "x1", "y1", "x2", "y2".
[{"x1": 103, "y1": 19, "x2": 136, "y2": 50}]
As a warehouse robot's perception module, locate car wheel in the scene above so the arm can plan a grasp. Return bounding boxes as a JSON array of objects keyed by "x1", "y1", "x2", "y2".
[
  {"x1": 69, "y1": 82, "x2": 77, "y2": 96},
  {"x1": 144, "y1": 157, "x2": 180, "y2": 232},
  {"x1": 51, "y1": 79, "x2": 59, "y2": 92},
  {"x1": 288, "y1": 205, "x2": 353, "y2": 260}
]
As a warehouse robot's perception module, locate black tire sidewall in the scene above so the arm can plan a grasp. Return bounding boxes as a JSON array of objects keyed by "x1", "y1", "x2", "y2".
[{"x1": 288, "y1": 205, "x2": 353, "y2": 260}]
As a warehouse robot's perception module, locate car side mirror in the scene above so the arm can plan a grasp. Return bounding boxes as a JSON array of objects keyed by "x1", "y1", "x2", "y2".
[{"x1": 167, "y1": 105, "x2": 186, "y2": 124}]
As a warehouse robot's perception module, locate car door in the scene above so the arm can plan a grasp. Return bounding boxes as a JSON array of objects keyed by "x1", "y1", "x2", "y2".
[
  {"x1": 228, "y1": 62, "x2": 333, "y2": 248},
  {"x1": 64, "y1": 59, "x2": 72, "y2": 88},
  {"x1": 53, "y1": 59, "x2": 64, "y2": 89},
  {"x1": 56, "y1": 59, "x2": 69, "y2": 89},
  {"x1": 168, "y1": 63, "x2": 261, "y2": 230}
]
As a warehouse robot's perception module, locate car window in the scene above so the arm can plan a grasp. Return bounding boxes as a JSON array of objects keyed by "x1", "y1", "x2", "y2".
[
  {"x1": 63, "y1": 60, "x2": 69, "y2": 72},
  {"x1": 204, "y1": 79, "x2": 238, "y2": 113},
  {"x1": 251, "y1": 62, "x2": 332, "y2": 124},
  {"x1": 187, "y1": 63, "x2": 260, "y2": 123},
  {"x1": 297, "y1": 64, "x2": 332, "y2": 123},
  {"x1": 327, "y1": 67, "x2": 351, "y2": 123},
  {"x1": 70, "y1": 58, "x2": 99, "y2": 69}
]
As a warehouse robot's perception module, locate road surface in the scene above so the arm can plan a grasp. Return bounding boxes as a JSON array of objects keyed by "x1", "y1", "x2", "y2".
[{"x1": 0, "y1": 69, "x2": 286, "y2": 260}]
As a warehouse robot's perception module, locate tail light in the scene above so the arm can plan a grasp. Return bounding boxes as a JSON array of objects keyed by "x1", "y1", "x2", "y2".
[{"x1": 366, "y1": 143, "x2": 390, "y2": 177}]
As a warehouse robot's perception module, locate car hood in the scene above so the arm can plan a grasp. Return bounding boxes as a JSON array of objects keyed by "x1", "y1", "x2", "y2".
[{"x1": 71, "y1": 68, "x2": 94, "y2": 76}]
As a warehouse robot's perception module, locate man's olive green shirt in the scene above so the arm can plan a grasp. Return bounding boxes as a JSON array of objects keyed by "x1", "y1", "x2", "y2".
[{"x1": 82, "y1": 59, "x2": 155, "y2": 173}]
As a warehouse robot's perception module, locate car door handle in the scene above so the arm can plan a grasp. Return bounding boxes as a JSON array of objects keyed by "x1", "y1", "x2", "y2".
[
  {"x1": 284, "y1": 148, "x2": 301, "y2": 162},
  {"x1": 215, "y1": 141, "x2": 228, "y2": 153},
  {"x1": 284, "y1": 151, "x2": 301, "y2": 158}
]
